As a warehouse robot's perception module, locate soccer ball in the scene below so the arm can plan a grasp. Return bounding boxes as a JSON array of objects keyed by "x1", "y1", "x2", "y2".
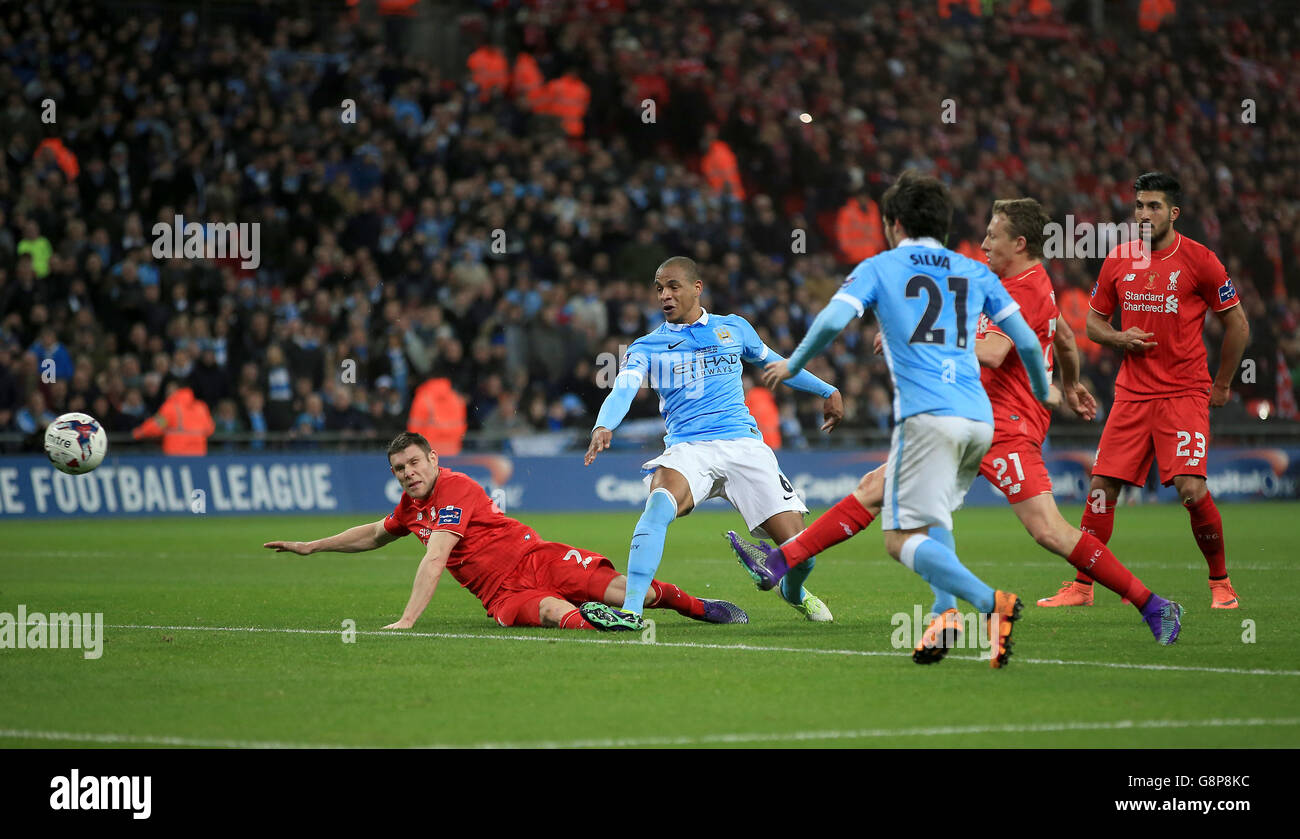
[{"x1": 44, "y1": 412, "x2": 109, "y2": 475}]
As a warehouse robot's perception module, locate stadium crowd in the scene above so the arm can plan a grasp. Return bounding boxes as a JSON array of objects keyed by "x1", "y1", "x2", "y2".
[{"x1": 1, "y1": 0, "x2": 1297, "y2": 454}]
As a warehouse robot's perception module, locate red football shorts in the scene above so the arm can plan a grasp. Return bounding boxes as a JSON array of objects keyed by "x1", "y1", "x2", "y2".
[
  {"x1": 979, "y1": 432, "x2": 1053, "y2": 503},
  {"x1": 485, "y1": 540, "x2": 621, "y2": 627},
  {"x1": 1092, "y1": 395, "x2": 1211, "y2": 486}
]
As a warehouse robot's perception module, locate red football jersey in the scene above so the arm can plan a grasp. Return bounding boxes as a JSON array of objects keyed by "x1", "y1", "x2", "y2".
[
  {"x1": 976, "y1": 262, "x2": 1058, "y2": 442},
  {"x1": 1090, "y1": 233, "x2": 1240, "y2": 400},
  {"x1": 383, "y1": 467, "x2": 538, "y2": 606}
]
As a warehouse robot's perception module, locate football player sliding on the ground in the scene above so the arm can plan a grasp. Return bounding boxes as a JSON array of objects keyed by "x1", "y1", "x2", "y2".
[
  {"x1": 731, "y1": 198, "x2": 1184, "y2": 662},
  {"x1": 264, "y1": 432, "x2": 748, "y2": 631}
]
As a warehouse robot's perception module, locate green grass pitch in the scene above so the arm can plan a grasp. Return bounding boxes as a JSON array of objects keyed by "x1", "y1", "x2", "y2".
[{"x1": 1, "y1": 502, "x2": 1296, "y2": 748}]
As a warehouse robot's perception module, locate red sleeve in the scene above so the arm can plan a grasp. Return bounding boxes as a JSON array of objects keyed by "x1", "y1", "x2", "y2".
[
  {"x1": 1194, "y1": 247, "x2": 1240, "y2": 312},
  {"x1": 980, "y1": 315, "x2": 1009, "y2": 339},
  {"x1": 1090, "y1": 257, "x2": 1119, "y2": 317},
  {"x1": 428, "y1": 474, "x2": 485, "y2": 538},
  {"x1": 383, "y1": 503, "x2": 409, "y2": 537}
]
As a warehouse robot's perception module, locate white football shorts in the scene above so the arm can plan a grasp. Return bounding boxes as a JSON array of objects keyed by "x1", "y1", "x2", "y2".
[
  {"x1": 642, "y1": 436, "x2": 807, "y2": 538},
  {"x1": 881, "y1": 414, "x2": 994, "y2": 531}
]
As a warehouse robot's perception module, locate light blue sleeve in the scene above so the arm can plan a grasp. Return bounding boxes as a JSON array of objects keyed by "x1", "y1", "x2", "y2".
[
  {"x1": 593, "y1": 342, "x2": 649, "y2": 431},
  {"x1": 733, "y1": 314, "x2": 836, "y2": 396},
  {"x1": 734, "y1": 316, "x2": 769, "y2": 365},
  {"x1": 831, "y1": 258, "x2": 881, "y2": 317},
  {"x1": 785, "y1": 298, "x2": 859, "y2": 375},
  {"x1": 766, "y1": 351, "x2": 836, "y2": 397}
]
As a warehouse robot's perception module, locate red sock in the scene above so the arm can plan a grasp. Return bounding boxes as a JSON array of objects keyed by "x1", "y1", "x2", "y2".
[
  {"x1": 558, "y1": 609, "x2": 596, "y2": 630},
  {"x1": 1185, "y1": 492, "x2": 1227, "y2": 577},
  {"x1": 783, "y1": 493, "x2": 876, "y2": 567},
  {"x1": 1076, "y1": 500, "x2": 1116, "y2": 584},
  {"x1": 1067, "y1": 532, "x2": 1151, "y2": 609},
  {"x1": 648, "y1": 580, "x2": 705, "y2": 618}
]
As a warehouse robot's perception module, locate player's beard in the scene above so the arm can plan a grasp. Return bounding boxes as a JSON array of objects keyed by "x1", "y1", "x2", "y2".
[{"x1": 1141, "y1": 219, "x2": 1172, "y2": 249}]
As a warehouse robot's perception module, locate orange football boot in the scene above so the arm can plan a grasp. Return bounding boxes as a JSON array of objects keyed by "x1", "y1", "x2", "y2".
[
  {"x1": 913, "y1": 608, "x2": 963, "y2": 665},
  {"x1": 988, "y1": 591, "x2": 1023, "y2": 669},
  {"x1": 1036, "y1": 580, "x2": 1094, "y2": 607},
  {"x1": 1209, "y1": 577, "x2": 1240, "y2": 609}
]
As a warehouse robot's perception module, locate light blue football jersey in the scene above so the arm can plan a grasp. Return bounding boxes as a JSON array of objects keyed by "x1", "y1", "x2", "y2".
[
  {"x1": 834, "y1": 238, "x2": 1020, "y2": 424},
  {"x1": 621, "y1": 311, "x2": 769, "y2": 446}
]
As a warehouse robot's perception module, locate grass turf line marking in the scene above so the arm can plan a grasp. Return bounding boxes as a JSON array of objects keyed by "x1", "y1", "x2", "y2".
[
  {"x1": 104, "y1": 623, "x2": 1300, "y2": 677},
  {"x1": 0, "y1": 729, "x2": 337, "y2": 749},
  {"x1": 2, "y1": 717, "x2": 1296, "y2": 750},
  {"x1": 443, "y1": 717, "x2": 1300, "y2": 748}
]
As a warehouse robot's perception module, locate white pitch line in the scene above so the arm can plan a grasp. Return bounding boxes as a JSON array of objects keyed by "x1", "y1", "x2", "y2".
[
  {"x1": 1, "y1": 717, "x2": 1296, "y2": 750},
  {"x1": 433, "y1": 716, "x2": 1300, "y2": 749},
  {"x1": 0, "y1": 729, "x2": 339, "y2": 749},
  {"x1": 102, "y1": 623, "x2": 1300, "y2": 677}
]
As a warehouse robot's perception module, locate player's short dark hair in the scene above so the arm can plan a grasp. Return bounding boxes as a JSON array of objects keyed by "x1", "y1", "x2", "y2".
[
  {"x1": 1134, "y1": 171, "x2": 1182, "y2": 208},
  {"x1": 991, "y1": 198, "x2": 1052, "y2": 259},
  {"x1": 656, "y1": 255, "x2": 702, "y2": 285},
  {"x1": 387, "y1": 431, "x2": 432, "y2": 459},
  {"x1": 881, "y1": 170, "x2": 953, "y2": 243}
]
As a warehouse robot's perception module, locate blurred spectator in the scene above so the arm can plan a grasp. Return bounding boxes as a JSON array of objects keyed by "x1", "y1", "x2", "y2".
[
  {"x1": 15, "y1": 390, "x2": 56, "y2": 435},
  {"x1": 131, "y1": 382, "x2": 215, "y2": 455},
  {"x1": 294, "y1": 394, "x2": 327, "y2": 437},
  {"x1": 28, "y1": 328, "x2": 73, "y2": 383},
  {"x1": 409, "y1": 377, "x2": 468, "y2": 455},
  {"x1": 744, "y1": 373, "x2": 782, "y2": 449},
  {"x1": 835, "y1": 188, "x2": 886, "y2": 264}
]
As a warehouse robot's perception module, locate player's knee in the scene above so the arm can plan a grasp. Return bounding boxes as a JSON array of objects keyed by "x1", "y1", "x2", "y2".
[
  {"x1": 852, "y1": 484, "x2": 881, "y2": 511},
  {"x1": 855, "y1": 468, "x2": 884, "y2": 506},
  {"x1": 1177, "y1": 479, "x2": 1207, "y2": 506},
  {"x1": 1030, "y1": 518, "x2": 1069, "y2": 554},
  {"x1": 602, "y1": 576, "x2": 626, "y2": 605},
  {"x1": 538, "y1": 599, "x2": 569, "y2": 627},
  {"x1": 637, "y1": 488, "x2": 678, "y2": 531}
]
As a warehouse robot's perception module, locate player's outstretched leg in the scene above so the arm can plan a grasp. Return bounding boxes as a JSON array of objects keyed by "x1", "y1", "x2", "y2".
[
  {"x1": 1046, "y1": 477, "x2": 1122, "y2": 606},
  {"x1": 639, "y1": 579, "x2": 748, "y2": 624},
  {"x1": 750, "y1": 509, "x2": 840, "y2": 622},
  {"x1": 1015, "y1": 495, "x2": 1182, "y2": 645},
  {"x1": 728, "y1": 473, "x2": 879, "y2": 600},
  {"x1": 537, "y1": 597, "x2": 600, "y2": 630},
  {"x1": 620, "y1": 486, "x2": 679, "y2": 617}
]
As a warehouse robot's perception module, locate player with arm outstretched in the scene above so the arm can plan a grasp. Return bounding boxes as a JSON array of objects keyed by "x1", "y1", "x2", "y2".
[
  {"x1": 732, "y1": 198, "x2": 1186, "y2": 660},
  {"x1": 735, "y1": 171, "x2": 1053, "y2": 669},
  {"x1": 264, "y1": 432, "x2": 747, "y2": 630},
  {"x1": 1064, "y1": 171, "x2": 1250, "y2": 611},
  {"x1": 582, "y1": 255, "x2": 844, "y2": 629}
]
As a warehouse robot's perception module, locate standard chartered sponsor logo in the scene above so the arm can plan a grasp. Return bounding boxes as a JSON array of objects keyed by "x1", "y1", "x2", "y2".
[{"x1": 1122, "y1": 290, "x2": 1178, "y2": 314}]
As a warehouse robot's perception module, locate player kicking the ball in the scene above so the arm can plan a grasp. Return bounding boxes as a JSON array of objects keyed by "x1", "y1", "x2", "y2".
[
  {"x1": 732, "y1": 198, "x2": 1185, "y2": 660},
  {"x1": 1051, "y1": 172, "x2": 1250, "y2": 610},
  {"x1": 581, "y1": 256, "x2": 844, "y2": 631},
  {"x1": 264, "y1": 432, "x2": 747, "y2": 631}
]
